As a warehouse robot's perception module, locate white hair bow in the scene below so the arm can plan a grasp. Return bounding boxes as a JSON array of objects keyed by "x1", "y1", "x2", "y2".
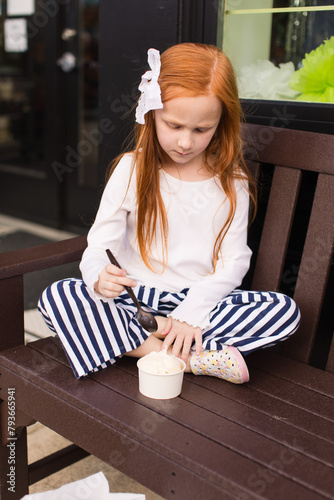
[{"x1": 135, "y1": 48, "x2": 163, "y2": 125}]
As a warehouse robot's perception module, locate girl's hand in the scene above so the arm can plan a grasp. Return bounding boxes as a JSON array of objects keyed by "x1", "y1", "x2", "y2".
[
  {"x1": 94, "y1": 264, "x2": 136, "y2": 299},
  {"x1": 161, "y1": 318, "x2": 202, "y2": 362}
]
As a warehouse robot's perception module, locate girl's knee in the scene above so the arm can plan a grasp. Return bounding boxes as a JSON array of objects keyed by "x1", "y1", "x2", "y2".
[
  {"x1": 276, "y1": 293, "x2": 301, "y2": 335},
  {"x1": 39, "y1": 279, "x2": 62, "y2": 303},
  {"x1": 288, "y1": 296, "x2": 301, "y2": 331},
  {"x1": 39, "y1": 278, "x2": 78, "y2": 311},
  {"x1": 283, "y1": 293, "x2": 300, "y2": 318}
]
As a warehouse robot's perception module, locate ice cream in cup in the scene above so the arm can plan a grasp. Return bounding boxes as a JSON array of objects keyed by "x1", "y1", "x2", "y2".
[{"x1": 137, "y1": 349, "x2": 186, "y2": 399}]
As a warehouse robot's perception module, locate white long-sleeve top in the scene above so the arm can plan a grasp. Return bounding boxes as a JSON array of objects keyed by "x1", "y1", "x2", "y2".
[{"x1": 80, "y1": 153, "x2": 252, "y2": 330}]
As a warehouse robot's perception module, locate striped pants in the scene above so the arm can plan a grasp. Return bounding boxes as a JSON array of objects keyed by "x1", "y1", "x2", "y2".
[{"x1": 38, "y1": 278, "x2": 301, "y2": 379}]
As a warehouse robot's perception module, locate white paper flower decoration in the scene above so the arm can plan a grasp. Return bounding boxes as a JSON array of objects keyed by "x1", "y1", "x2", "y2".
[{"x1": 237, "y1": 60, "x2": 299, "y2": 100}]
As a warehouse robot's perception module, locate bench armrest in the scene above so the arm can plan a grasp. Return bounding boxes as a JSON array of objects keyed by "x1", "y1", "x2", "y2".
[
  {"x1": 0, "y1": 235, "x2": 87, "y2": 350},
  {"x1": 0, "y1": 235, "x2": 87, "y2": 280}
]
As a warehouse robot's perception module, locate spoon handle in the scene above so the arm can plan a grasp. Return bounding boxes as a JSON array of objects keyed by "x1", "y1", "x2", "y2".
[{"x1": 105, "y1": 249, "x2": 141, "y2": 309}]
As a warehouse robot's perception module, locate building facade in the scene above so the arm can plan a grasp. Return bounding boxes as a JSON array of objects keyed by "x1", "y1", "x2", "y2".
[{"x1": 0, "y1": 0, "x2": 333, "y2": 230}]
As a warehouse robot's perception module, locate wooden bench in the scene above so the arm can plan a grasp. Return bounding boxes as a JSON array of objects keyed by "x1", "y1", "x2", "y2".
[{"x1": 0, "y1": 124, "x2": 333, "y2": 499}]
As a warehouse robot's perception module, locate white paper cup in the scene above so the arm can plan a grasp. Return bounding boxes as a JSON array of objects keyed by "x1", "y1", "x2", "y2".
[{"x1": 137, "y1": 358, "x2": 186, "y2": 400}]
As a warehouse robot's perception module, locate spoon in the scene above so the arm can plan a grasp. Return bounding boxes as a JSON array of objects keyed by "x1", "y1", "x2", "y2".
[{"x1": 105, "y1": 249, "x2": 158, "y2": 333}]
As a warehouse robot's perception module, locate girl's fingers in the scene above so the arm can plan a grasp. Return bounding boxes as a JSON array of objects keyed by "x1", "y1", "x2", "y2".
[
  {"x1": 194, "y1": 329, "x2": 203, "y2": 356},
  {"x1": 102, "y1": 265, "x2": 136, "y2": 290},
  {"x1": 121, "y1": 277, "x2": 137, "y2": 288},
  {"x1": 96, "y1": 264, "x2": 137, "y2": 299},
  {"x1": 106, "y1": 263, "x2": 125, "y2": 275},
  {"x1": 163, "y1": 333, "x2": 176, "y2": 351},
  {"x1": 161, "y1": 319, "x2": 203, "y2": 360},
  {"x1": 162, "y1": 322, "x2": 175, "y2": 350},
  {"x1": 161, "y1": 317, "x2": 173, "y2": 336},
  {"x1": 106, "y1": 264, "x2": 136, "y2": 287},
  {"x1": 99, "y1": 284, "x2": 123, "y2": 298},
  {"x1": 172, "y1": 335, "x2": 184, "y2": 358},
  {"x1": 105, "y1": 282, "x2": 124, "y2": 294},
  {"x1": 181, "y1": 337, "x2": 194, "y2": 361}
]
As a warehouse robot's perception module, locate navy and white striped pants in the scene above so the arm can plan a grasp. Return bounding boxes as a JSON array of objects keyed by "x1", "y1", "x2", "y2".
[{"x1": 38, "y1": 278, "x2": 301, "y2": 378}]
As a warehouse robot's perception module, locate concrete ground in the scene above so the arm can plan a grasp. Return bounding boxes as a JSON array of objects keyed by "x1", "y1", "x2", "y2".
[{"x1": 0, "y1": 214, "x2": 163, "y2": 499}]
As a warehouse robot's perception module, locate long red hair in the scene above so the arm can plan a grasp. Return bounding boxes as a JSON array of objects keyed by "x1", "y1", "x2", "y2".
[{"x1": 108, "y1": 43, "x2": 256, "y2": 271}]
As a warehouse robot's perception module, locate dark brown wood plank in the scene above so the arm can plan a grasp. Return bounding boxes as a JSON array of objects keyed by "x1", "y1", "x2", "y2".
[
  {"x1": 31, "y1": 338, "x2": 334, "y2": 465},
  {"x1": 90, "y1": 367, "x2": 334, "y2": 498},
  {"x1": 248, "y1": 367, "x2": 334, "y2": 422},
  {"x1": 243, "y1": 124, "x2": 334, "y2": 174},
  {"x1": 189, "y1": 373, "x2": 334, "y2": 442},
  {"x1": 0, "y1": 350, "x2": 238, "y2": 500},
  {"x1": 180, "y1": 379, "x2": 334, "y2": 468},
  {"x1": 0, "y1": 275, "x2": 24, "y2": 351},
  {"x1": 248, "y1": 350, "x2": 334, "y2": 398},
  {"x1": 0, "y1": 235, "x2": 86, "y2": 280},
  {"x1": 1, "y1": 371, "x2": 232, "y2": 500},
  {"x1": 252, "y1": 166, "x2": 301, "y2": 291},
  {"x1": 247, "y1": 160, "x2": 261, "y2": 185},
  {"x1": 112, "y1": 353, "x2": 334, "y2": 443},
  {"x1": 247, "y1": 160, "x2": 260, "y2": 223},
  {"x1": 326, "y1": 333, "x2": 334, "y2": 374},
  {"x1": 28, "y1": 340, "x2": 334, "y2": 496},
  {"x1": 1, "y1": 345, "x2": 293, "y2": 499},
  {"x1": 1, "y1": 344, "x2": 330, "y2": 500},
  {"x1": 90, "y1": 373, "x2": 334, "y2": 497},
  {"x1": 283, "y1": 173, "x2": 334, "y2": 363}
]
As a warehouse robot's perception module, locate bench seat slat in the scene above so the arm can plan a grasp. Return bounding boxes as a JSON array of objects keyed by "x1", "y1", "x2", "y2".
[
  {"x1": 181, "y1": 380, "x2": 334, "y2": 468},
  {"x1": 89, "y1": 367, "x2": 334, "y2": 493},
  {"x1": 27, "y1": 340, "x2": 334, "y2": 496},
  {"x1": 114, "y1": 353, "x2": 334, "y2": 443},
  {"x1": 251, "y1": 166, "x2": 301, "y2": 291},
  {"x1": 1, "y1": 359, "x2": 328, "y2": 499},
  {"x1": 0, "y1": 349, "x2": 251, "y2": 499},
  {"x1": 29, "y1": 338, "x2": 334, "y2": 439},
  {"x1": 246, "y1": 367, "x2": 334, "y2": 422},
  {"x1": 1, "y1": 370, "x2": 235, "y2": 499},
  {"x1": 248, "y1": 350, "x2": 334, "y2": 398},
  {"x1": 29, "y1": 339, "x2": 333, "y2": 465},
  {"x1": 30, "y1": 337, "x2": 334, "y2": 459},
  {"x1": 2, "y1": 348, "x2": 326, "y2": 500},
  {"x1": 185, "y1": 372, "x2": 334, "y2": 443},
  {"x1": 284, "y1": 173, "x2": 334, "y2": 363}
]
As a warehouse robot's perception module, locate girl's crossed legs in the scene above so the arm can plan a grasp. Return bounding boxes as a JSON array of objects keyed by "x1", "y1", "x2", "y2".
[{"x1": 38, "y1": 279, "x2": 300, "y2": 382}]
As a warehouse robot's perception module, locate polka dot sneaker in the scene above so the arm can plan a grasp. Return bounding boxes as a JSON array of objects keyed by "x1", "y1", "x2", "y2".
[{"x1": 190, "y1": 346, "x2": 249, "y2": 384}]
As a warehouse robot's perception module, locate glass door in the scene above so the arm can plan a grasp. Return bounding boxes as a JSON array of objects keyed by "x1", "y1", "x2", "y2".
[
  {"x1": 0, "y1": 0, "x2": 60, "y2": 225},
  {"x1": 60, "y1": 0, "x2": 101, "y2": 230},
  {"x1": 0, "y1": 0, "x2": 100, "y2": 230}
]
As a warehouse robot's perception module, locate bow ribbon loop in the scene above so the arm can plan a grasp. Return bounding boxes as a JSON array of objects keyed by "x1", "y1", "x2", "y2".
[{"x1": 135, "y1": 49, "x2": 163, "y2": 124}]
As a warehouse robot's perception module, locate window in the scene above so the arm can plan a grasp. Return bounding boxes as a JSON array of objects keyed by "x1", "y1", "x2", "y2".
[{"x1": 219, "y1": 1, "x2": 334, "y2": 103}]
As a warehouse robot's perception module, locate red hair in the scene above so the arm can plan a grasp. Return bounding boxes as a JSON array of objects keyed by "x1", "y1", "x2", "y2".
[{"x1": 109, "y1": 43, "x2": 256, "y2": 271}]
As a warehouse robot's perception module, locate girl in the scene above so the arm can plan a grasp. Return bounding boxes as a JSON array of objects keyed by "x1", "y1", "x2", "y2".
[{"x1": 39, "y1": 43, "x2": 300, "y2": 382}]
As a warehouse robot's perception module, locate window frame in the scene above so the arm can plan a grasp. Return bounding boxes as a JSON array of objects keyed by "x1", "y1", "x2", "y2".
[{"x1": 215, "y1": 1, "x2": 334, "y2": 134}]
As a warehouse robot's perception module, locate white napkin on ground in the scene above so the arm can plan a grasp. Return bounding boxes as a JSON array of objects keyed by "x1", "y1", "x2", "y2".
[{"x1": 20, "y1": 472, "x2": 146, "y2": 500}]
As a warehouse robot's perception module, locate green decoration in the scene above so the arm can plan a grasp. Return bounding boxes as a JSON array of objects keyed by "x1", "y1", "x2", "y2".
[{"x1": 289, "y1": 36, "x2": 334, "y2": 102}]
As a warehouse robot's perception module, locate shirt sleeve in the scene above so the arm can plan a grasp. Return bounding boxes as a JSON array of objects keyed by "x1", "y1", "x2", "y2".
[
  {"x1": 79, "y1": 154, "x2": 136, "y2": 296},
  {"x1": 169, "y1": 180, "x2": 252, "y2": 330}
]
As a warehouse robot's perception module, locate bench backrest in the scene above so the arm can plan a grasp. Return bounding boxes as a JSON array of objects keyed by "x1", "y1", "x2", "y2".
[{"x1": 243, "y1": 124, "x2": 334, "y2": 372}]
